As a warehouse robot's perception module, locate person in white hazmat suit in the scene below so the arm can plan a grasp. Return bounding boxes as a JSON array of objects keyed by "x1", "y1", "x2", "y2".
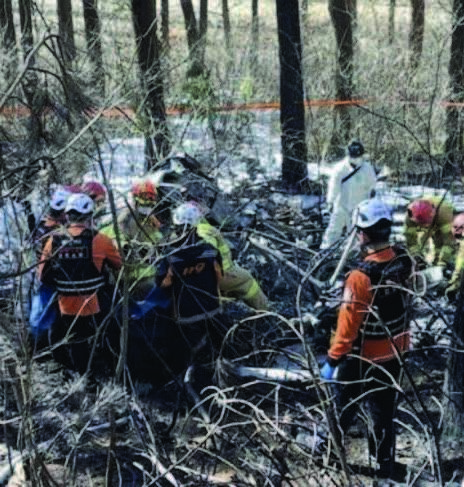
[{"x1": 320, "y1": 141, "x2": 377, "y2": 250}]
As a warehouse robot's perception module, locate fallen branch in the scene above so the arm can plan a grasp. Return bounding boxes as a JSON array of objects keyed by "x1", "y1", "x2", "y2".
[{"x1": 249, "y1": 236, "x2": 325, "y2": 292}]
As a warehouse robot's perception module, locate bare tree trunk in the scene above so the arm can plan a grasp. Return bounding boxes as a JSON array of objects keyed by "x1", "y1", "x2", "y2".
[
  {"x1": 222, "y1": 0, "x2": 231, "y2": 50},
  {"x1": 445, "y1": 264, "x2": 464, "y2": 434},
  {"x1": 276, "y1": 0, "x2": 308, "y2": 190},
  {"x1": 445, "y1": 0, "x2": 464, "y2": 173},
  {"x1": 131, "y1": 0, "x2": 171, "y2": 169},
  {"x1": 328, "y1": 0, "x2": 354, "y2": 150},
  {"x1": 0, "y1": 0, "x2": 17, "y2": 80},
  {"x1": 0, "y1": 0, "x2": 16, "y2": 51},
  {"x1": 388, "y1": 0, "x2": 396, "y2": 44},
  {"x1": 18, "y1": 0, "x2": 33, "y2": 60},
  {"x1": 301, "y1": 0, "x2": 309, "y2": 24},
  {"x1": 82, "y1": 0, "x2": 105, "y2": 94},
  {"x1": 252, "y1": 0, "x2": 259, "y2": 46},
  {"x1": 199, "y1": 0, "x2": 207, "y2": 66},
  {"x1": 409, "y1": 0, "x2": 425, "y2": 71},
  {"x1": 161, "y1": 0, "x2": 169, "y2": 50},
  {"x1": 199, "y1": 0, "x2": 207, "y2": 37},
  {"x1": 347, "y1": 0, "x2": 357, "y2": 30},
  {"x1": 18, "y1": 0, "x2": 44, "y2": 146},
  {"x1": 180, "y1": 0, "x2": 204, "y2": 76},
  {"x1": 57, "y1": 0, "x2": 76, "y2": 61}
]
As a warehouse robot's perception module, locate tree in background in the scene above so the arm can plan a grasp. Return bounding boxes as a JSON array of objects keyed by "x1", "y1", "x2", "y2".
[
  {"x1": 252, "y1": 0, "x2": 259, "y2": 47},
  {"x1": 199, "y1": 0, "x2": 208, "y2": 43},
  {"x1": 0, "y1": 0, "x2": 17, "y2": 81},
  {"x1": 409, "y1": 0, "x2": 425, "y2": 72},
  {"x1": 82, "y1": 0, "x2": 105, "y2": 95},
  {"x1": 328, "y1": 0, "x2": 354, "y2": 151},
  {"x1": 348, "y1": 0, "x2": 357, "y2": 29},
  {"x1": 301, "y1": 0, "x2": 309, "y2": 25},
  {"x1": 180, "y1": 0, "x2": 206, "y2": 77},
  {"x1": 18, "y1": 0, "x2": 45, "y2": 147},
  {"x1": 445, "y1": 0, "x2": 464, "y2": 171},
  {"x1": 388, "y1": 0, "x2": 396, "y2": 44},
  {"x1": 161, "y1": 0, "x2": 169, "y2": 50},
  {"x1": 57, "y1": 0, "x2": 76, "y2": 61},
  {"x1": 222, "y1": 0, "x2": 231, "y2": 50},
  {"x1": 18, "y1": 0, "x2": 33, "y2": 59},
  {"x1": 131, "y1": 0, "x2": 170, "y2": 168},
  {"x1": 276, "y1": 0, "x2": 308, "y2": 190}
]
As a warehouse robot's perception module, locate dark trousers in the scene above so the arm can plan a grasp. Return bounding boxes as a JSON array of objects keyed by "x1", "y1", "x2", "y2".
[
  {"x1": 334, "y1": 357, "x2": 402, "y2": 468},
  {"x1": 51, "y1": 312, "x2": 119, "y2": 375},
  {"x1": 127, "y1": 312, "x2": 225, "y2": 387}
]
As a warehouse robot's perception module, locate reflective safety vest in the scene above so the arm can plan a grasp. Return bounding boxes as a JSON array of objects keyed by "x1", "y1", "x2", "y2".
[
  {"x1": 160, "y1": 242, "x2": 222, "y2": 324},
  {"x1": 49, "y1": 229, "x2": 106, "y2": 296},
  {"x1": 356, "y1": 247, "x2": 412, "y2": 341}
]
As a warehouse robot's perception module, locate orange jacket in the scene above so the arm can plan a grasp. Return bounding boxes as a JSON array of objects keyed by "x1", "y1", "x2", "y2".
[
  {"x1": 328, "y1": 247, "x2": 410, "y2": 364},
  {"x1": 39, "y1": 223, "x2": 122, "y2": 316}
]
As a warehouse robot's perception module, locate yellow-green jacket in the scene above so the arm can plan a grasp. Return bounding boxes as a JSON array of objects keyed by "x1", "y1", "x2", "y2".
[
  {"x1": 196, "y1": 221, "x2": 268, "y2": 309},
  {"x1": 447, "y1": 239, "x2": 464, "y2": 293},
  {"x1": 100, "y1": 208, "x2": 162, "y2": 290}
]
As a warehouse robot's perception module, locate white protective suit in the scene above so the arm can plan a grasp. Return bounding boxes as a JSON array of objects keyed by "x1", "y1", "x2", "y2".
[{"x1": 320, "y1": 156, "x2": 377, "y2": 249}]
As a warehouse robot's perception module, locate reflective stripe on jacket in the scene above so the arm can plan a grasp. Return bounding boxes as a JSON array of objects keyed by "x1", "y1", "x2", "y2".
[
  {"x1": 356, "y1": 250, "x2": 411, "y2": 339},
  {"x1": 328, "y1": 246, "x2": 412, "y2": 364},
  {"x1": 196, "y1": 222, "x2": 233, "y2": 271},
  {"x1": 39, "y1": 224, "x2": 122, "y2": 316},
  {"x1": 157, "y1": 240, "x2": 223, "y2": 323},
  {"x1": 51, "y1": 230, "x2": 105, "y2": 295},
  {"x1": 404, "y1": 196, "x2": 454, "y2": 266}
]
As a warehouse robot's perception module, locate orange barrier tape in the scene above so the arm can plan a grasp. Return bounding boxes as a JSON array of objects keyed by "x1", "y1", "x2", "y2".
[{"x1": 2, "y1": 98, "x2": 464, "y2": 118}]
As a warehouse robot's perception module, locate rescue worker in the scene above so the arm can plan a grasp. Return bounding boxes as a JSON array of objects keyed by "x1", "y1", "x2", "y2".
[
  {"x1": 320, "y1": 140, "x2": 377, "y2": 250},
  {"x1": 452, "y1": 212, "x2": 464, "y2": 240},
  {"x1": 320, "y1": 198, "x2": 413, "y2": 479},
  {"x1": 404, "y1": 196, "x2": 454, "y2": 267},
  {"x1": 28, "y1": 188, "x2": 71, "y2": 348},
  {"x1": 39, "y1": 193, "x2": 122, "y2": 374},
  {"x1": 160, "y1": 202, "x2": 223, "y2": 322},
  {"x1": 81, "y1": 180, "x2": 107, "y2": 224},
  {"x1": 170, "y1": 201, "x2": 268, "y2": 310},
  {"x1": 31, "y1": 188, "x2": 71, "y2": 258},
  {"x1": 127, "y1": 202, "x2": 224, "y2": 385},
  {"x1": 101, "y1": 176, "x2": 162, "y2": 300},
  {"x1": 156, "y1": 202, "x2": 224, "y2": 381},
  {"x1": 63, "y1": 184, "x2": 82, "y2": 194},
  {"x1": 445, "y1": 212, "x2": 464, "y2": 299}
]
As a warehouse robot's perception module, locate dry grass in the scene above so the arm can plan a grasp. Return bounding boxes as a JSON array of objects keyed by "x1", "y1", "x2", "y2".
[{"x1": 1, "y1": 3, "x2": 464, "y2": 484}]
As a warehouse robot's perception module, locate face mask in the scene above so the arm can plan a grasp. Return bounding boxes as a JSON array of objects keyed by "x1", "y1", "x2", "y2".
[{"x1": 137, "y1": 204, "x2": 153, "y2": 217}]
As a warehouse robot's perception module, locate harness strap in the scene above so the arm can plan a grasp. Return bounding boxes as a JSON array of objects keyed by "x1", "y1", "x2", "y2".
[{"x1": 341, "y1": 164, "x2": 362, "y2": 184}]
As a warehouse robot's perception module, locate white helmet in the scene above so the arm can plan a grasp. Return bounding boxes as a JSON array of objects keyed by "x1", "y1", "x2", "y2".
[
  {"x1": 50, "y1": 189, "x2": 71, "y2": 211},
  {"x1": 65, "y1": 193, "x2": 94, "y2": 215},
  {"x1": 354, "y1": 198, "x2": 392, "y2": 229},
  {"x1": 172, "y1": 202, "x2": 203, "y2": 226}
]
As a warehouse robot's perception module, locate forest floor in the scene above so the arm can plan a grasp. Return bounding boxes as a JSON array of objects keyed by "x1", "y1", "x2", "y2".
[{"x1": 1, "y1": 179, "x2": 464, "y2": 487}]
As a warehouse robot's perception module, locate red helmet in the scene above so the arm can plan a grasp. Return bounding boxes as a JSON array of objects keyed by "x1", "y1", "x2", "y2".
[
  {"x1": 408, "y1": 199, "x2": 436, "y2": 226},
  {"x1": 81, "y1": 180, "x2": 107, "y2": 201},
  {"x1": 131, "y1": 178, "x2": 157, "y2": 204},
  {"x1": 63, "y1": 184, "x2": 82, "y2": 194}
]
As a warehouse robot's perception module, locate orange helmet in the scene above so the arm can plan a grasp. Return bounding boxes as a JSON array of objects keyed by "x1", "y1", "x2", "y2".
[
  {"x1": 407, "y1": 199, "x2": 435, "y2": 226},
  {"x1": 131, "y1": 178, "x2": 157, "y2": 204}
]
